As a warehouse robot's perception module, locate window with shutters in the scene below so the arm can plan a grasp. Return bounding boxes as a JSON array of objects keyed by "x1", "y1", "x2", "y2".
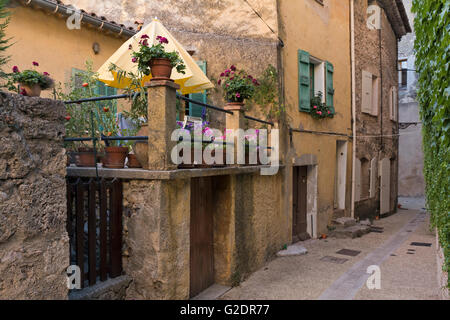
[
  {"x1": 361, "y1": 70, "x2": 379, "y2": 116},
  {"x1": 389, "y1": 86, "x2": 398, "y2": 121},
  {"x1": 298, "y1": 50, "x2": 334, "y2": 114}
]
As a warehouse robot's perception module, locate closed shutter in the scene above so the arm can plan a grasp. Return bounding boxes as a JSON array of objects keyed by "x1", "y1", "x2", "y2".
[
  {"x1": 390, "y1": 86, "x2": 397, "y2": 121},
  {"x1": 189, "y1": 61, "x2": 207, "y2": 118},
  {"x1": 325, "y1": 61, "x2": 335, "y2": 113},
  {"x1": 362, "y1": 70, "x2": 373, "y2": 114},
  {"x1": 298, "y1": 50, "x2": 311, "y2": 112}
]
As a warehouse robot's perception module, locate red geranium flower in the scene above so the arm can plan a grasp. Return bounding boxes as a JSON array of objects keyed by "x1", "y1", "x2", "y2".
[
  {"x1": 141, "y1": 34, "x2": 150, "y2": 39},
  {"x1": 12, "y1": 66, "x2": 19, "y2": 73},
  {"x1": 132, "y1": 57, "x2": 137, "y2": 63},
  {"x1": 43, "y1": 72, "x2": 50, "y2": 76},
  {"x1": 230, "y1": 65, "x2": 236, "y2": 71},
  {"x1": 32, "y1": 61, "x2": 39, "y2": 66}
]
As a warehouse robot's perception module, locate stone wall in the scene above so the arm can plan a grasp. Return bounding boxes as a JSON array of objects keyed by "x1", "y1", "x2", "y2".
[
  {"x1": 0, "y1": 92, "x2": 69, "y2": 299},
  {"x1": 354, "y1": 1, "x2": 400, "y2": 217}
]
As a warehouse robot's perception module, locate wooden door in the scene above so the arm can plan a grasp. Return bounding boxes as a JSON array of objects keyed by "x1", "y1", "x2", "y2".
[
  {"x1": 293, "y1": 166, "x2": 309, "y2": 242},
  {"x1": 190, "y1": 177, "x2": 214, "y2": 298}
]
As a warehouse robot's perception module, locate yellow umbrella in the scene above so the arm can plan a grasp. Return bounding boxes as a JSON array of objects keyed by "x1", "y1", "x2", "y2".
[{"x1": 97, "y1": 18, "x2": 214, "y2": 95}]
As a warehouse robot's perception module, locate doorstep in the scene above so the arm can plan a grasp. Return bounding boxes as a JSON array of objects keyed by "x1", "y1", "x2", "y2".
[{"x1": 190, "y1": 284, "x2": 231, "y2": 300}]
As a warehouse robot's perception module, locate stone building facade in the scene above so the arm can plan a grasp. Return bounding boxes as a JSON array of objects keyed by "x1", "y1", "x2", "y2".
[{"x1": 353, "y1": 0, "x2": 411, "y2": 219}]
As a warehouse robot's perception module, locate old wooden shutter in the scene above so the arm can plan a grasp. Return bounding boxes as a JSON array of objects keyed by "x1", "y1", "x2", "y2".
[
  {"x1": 189, "y1": 61, "x2": 207, "y2": 118},
  {"x1": 298, "y1": 50, "x2": 311, "y2": 112},
  {"x1": 325, "y1": 61, "x2": 335, "y2": 113},
  {"x1": 390, "y1": 86, "x2": 397, "y2": 121},
  {"x1": 362, "y1": 70, "x2": 373, "y2": 114}
]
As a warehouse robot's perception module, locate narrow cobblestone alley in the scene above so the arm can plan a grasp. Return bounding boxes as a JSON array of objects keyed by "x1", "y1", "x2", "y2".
[{"x1": 221, "y1": 198, "x2": 439, "y2": 300}]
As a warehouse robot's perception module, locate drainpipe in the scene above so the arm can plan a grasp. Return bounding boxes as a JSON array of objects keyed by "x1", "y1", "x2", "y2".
[
  {"x1": 350, "y1": 0, "x2": 356, "y2": 219},
  {"x1": 21, "y1": 0, "x2": 135, "y2": 38}
]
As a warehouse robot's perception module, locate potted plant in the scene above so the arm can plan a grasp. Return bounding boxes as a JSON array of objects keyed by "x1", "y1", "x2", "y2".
[
  {"x1": 217, "y1": 65, "x2": 259, "y2": 110},
  {"x1": 310, "y1": 92, "x2": 334, "y2": 119},
  {"x1": 131, "y1": 34, "x2": 186, "y2": 81},
  {"x1": 8, "y1": 62, "x2": 54, "y2": 97}
]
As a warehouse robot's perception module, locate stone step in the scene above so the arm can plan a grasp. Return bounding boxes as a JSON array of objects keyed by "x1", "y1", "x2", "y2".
[
  {"x1": 329, "y1": 224, "x2": 371, "y2": 239},
  {"x1": 332, "y1": 217, "x2": 357, "y2": 227},
  {"x1": 332, "y1": 209, "x2": 346, "y2": 219}
]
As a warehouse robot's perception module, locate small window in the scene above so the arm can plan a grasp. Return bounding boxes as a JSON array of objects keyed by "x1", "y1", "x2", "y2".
[
  {"x1": 399, "y1": 59, "x2": 408, "y2": 87},
  {"x1": 298, "y1": 50, "x2": 334, "y2": 113}
]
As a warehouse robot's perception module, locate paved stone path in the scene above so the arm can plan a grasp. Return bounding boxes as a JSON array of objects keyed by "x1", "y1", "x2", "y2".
[{"x1": 221, "y1": 198, "x2": 440, "y2": 300}]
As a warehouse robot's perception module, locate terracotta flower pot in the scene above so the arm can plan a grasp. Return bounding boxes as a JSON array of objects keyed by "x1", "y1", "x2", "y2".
[
  {"x1": 150, "y1": 58, "x2": 173, "y2": 80},
  {"x1": 127, "y1": 154, "x2": 142, "y2": 168},
  {"x1": 20, "y1": 83, "x2": 41, "y2": 97},
  {"x1": 224, "y1": 101, "x2": 245, "y2": 110},
  {"x1": 103, "y1": 146, "x2": 128, "y2": 169},
  {"x1": 133, "y1": 123, "x2": 149, "y2": 169},
  {"x1": 76, "y1": 148, "x2": 96, "y2": 167}
]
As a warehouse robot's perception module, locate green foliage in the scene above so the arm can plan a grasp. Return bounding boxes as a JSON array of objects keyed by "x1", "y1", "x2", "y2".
[
  {"x1": 250, "y1": 64, "x2": 284, "y2": 121},
  {"x1": 109, "y1": 63, "x2": 147, "y2": 124},
  {"x1": 309, "y1": 91, "x2": 334, "y2": 119},
  {"x1": 412, "y1": 0, "x2": 450, "y2": 279},
  {"x1": 131, "y1": 34, "x2": 186, "y2": 76},
  {"x1": 218, "y1": 65, "x2": 258, "y2": 102},
  {"x1": 8, "y1": 68, "x2": 54, "y2": 91},
  {"x1": 56, "y1": 61, "x2": 129, "y2": 149},
  {"x1": 0, "y1": 0, "x2": 11, "y2": 84}
]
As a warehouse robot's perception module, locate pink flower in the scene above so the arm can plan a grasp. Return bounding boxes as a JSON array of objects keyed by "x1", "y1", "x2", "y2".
[
  {"x1": 132, "y1": 57, "x2": 138, "y2": 63},
  {"x1": 313, "y1": 105, "x2": 317, "y2": 109},
  {"x1": 43, "y1": 72, "x2": 50, "y2": 76},
  {"x1": 218, "y1": 79, "x2": 222, "y2": 85},
  {"x1": 220, "y1": 72, "x2": 225, "y2": 77},
  {"x1": 32, "y1": 61, "x2": 39, "y2": 66},
  {"x1": 252, "y1": 78, "x2": 259, "y2": 86},
  {"x1": 156, "y1": 35, "x2": 168, "y2": 44},
  {"x1": 248, "y1": 75, "x2": 253, "y2": 80},
  {"x1": 328, "y1": 111, "x2": 331, "y2": 114},
  {"x1": 12, "y1": 66, "x2": 19, "y2": 73},
  {"x1": 20, "y1": 88, "x2": 27, "y2": 96},
  {"x1": 141, "y1": 34, "x2": 150, "y2": 39},
  {"x1": 142, "y1": 39, "x2": 149, "y2": 46},
  {"x1": 236, "y1": 93, "x2": 241, "y2": 98},
  {"x1": 318, "y1": 111, "x2": 322, "y2": 115},
  {"x1": 230, "y1": 65, "x2": 236, "y2": 71}
]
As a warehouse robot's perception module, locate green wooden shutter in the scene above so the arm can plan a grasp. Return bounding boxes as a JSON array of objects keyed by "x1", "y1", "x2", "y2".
[
  {"x1": 298, "y1": 50, "x2": 311, "y2": 112},
  {"x1": 189, "y1": 61, "x2": 207, "y2": 118},
  {"x1": 326, "y1": 61, "x2": 335, "y2": 113}
]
